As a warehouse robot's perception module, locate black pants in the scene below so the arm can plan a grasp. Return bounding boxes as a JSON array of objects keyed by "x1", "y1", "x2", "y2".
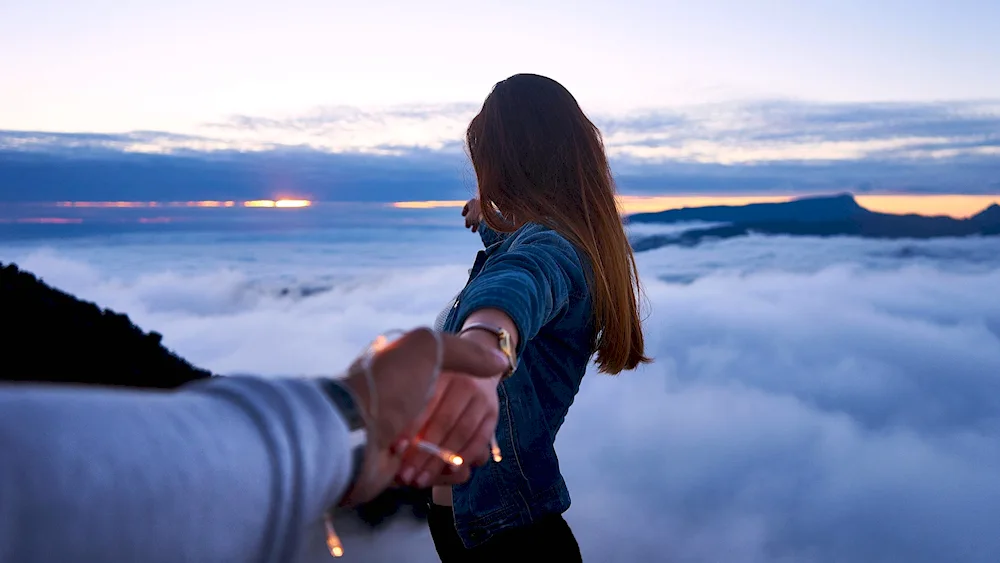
[{"x1": 428, "y1": 504, "x2": 583, "y2": 563}]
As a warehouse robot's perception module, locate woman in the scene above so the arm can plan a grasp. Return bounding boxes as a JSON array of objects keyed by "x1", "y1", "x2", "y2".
[{"x1": 395, "y1": 73, "x2": 649, "y2": 561}]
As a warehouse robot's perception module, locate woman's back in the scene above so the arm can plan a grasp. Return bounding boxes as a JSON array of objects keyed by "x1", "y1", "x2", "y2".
[
  {"x1": 440, "y1": 221, "x2": 594, "y2": 546},
  {"x1": 423, "y1": 73, "x2": 649, "y2": 561}
]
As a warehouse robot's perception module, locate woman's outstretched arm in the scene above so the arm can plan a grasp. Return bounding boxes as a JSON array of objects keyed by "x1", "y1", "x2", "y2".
[{"x1": 453, "y1": 228, "x2": 581, "y2": 358}]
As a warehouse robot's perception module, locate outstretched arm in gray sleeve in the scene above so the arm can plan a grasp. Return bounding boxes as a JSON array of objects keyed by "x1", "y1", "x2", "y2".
[{"x1": 0, "y1": 376, "x2": 353, "y2": 563}]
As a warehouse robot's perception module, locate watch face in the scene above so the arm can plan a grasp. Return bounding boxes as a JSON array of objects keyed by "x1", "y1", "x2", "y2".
[
  {"x1": 500, "y1": 332, "x2": 513, "y2": 354},
  {"x1": 459, "y1": 323, "x2": 517, "y2": 376}
]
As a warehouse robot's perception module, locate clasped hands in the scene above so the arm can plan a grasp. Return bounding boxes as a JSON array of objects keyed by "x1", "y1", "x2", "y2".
[{"x1": 338, "y1": 327, "x2": 504, "y2": 507}]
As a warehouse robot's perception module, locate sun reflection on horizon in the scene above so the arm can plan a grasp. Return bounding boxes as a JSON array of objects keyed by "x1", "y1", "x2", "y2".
[
  {"x1": 0, "y1": 217, "x2": 85, "y2": 224},
  {"x1": 51, "y1": 199, "x2": 312, "y2": 209}
]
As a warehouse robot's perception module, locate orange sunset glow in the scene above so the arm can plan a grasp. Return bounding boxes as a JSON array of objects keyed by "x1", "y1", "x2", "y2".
[
  {"x1": 0, "y1": 217, "x2": 85, "y2": 224},
  {"x1": 52, "y1": 199, "x2": 312, "y2": 209},
  {"x1": 392, "y1": 200, "x2": 468, "y2": 209},
  {"x1": 392, "y1": 194, "x2": 1000, "y2": 219},
  {"x1": 17, "y1": 195, "x2": 999, "y2": 221}
]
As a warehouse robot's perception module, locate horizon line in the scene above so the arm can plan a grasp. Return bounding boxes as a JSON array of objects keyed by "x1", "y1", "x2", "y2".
[{"x1": 5, "y1": 193, "x2": 999, "y2": 219}]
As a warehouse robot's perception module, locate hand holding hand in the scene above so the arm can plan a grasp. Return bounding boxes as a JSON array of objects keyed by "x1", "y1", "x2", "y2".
[
  {"x1": 337, "y1": 328, "x2": 507, "y2": 507},
  {"x1": 395, "y1": 368, "x2": 501, "y2": 488}
]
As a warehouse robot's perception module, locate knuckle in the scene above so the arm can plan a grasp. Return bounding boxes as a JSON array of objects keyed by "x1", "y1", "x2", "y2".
[
  {"x1": 441, "y1": 404, "x2": 465, "y2": 426},
  {"x1": 456, "y1": 420, "x2": 475, "y2": 440}
]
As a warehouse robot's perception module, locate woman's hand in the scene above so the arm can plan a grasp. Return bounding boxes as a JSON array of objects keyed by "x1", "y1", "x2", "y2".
[
  {"x1": 338, "y1": 328, "x2": 507, "y2": 507},
  {"x1": 462, "y1": 198, "x2": 483, "y2": 232},
  {"x1": 395, "y1": 311, "x2": 518, "y2": 489},
  {"x1": 395, "y1": 369, "x2": 502, "y2": 489}
]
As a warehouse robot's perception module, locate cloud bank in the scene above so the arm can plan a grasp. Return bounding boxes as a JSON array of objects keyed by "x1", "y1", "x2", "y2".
[
  {"x1": 2, "y1": 99, "x2": 998, "y2": 204},
  {"x1": 11, "y1": 100, "x2": 998, "y2": 163},
  {"x1": 3, "y1": 231, "x2": 999, "y2": 563}
]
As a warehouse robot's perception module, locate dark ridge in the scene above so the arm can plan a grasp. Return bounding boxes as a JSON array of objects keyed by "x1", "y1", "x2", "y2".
[
  {"x1": 0, "y1": 262, "x2": 212, "y2": 388},
  {"x1": 627, "y1": 193, "x2": 869, "y2": 225},
  {"x1": 971, "y1": 203, "x2": 1000, "y2": 225},
  {"x1": 627, "y1": 194, "x2": 1000, "y2": 251}
]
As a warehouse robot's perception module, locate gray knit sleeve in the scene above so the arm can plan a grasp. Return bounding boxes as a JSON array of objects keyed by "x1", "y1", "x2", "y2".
[{"x1": 0, "y1": 375, "x2": 355, "y2": 563}]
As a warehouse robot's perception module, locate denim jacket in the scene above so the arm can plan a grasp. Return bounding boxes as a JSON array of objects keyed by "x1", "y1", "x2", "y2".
[{"x1": 441, "y1": 221, "x2": 595, "y2": 548}]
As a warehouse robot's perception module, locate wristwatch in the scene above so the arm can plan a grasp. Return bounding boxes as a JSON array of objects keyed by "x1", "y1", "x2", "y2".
[
  {"x1": 319, "y1": 378, "x2": 368, "y2": 488},
  {"x1": 459, "y1": 323, "x2": 518, "y2": 380}
]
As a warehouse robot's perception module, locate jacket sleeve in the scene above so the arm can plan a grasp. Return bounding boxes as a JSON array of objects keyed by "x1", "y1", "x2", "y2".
[
  {"x1": 0, "y1": 376, "x2": 354, "y2": 563},
  {"x1": 454, "y1": 229, "x2": 581, "y2": 358}
]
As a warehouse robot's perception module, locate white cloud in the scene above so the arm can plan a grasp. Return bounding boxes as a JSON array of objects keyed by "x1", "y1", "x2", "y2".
[
  {"x1": 197, "y1": 100, "x2": 1000, "y2": 164},
  {"x1": 3, "y1": 232, "x2": 1000, "y2": 562},
  {"x1": 200, "y1": 104, "x2": 479, "y2": 154},
  {"x1": 6, "y1": 100, "x2": 998, "y2": 167}
]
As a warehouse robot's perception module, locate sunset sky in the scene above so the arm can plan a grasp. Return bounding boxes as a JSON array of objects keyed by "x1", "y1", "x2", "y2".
[
  {"x1": 3, "y1": 1, "x2": 998, "y2": 133},
  {"x1": 1, "y1": 0, "x2": 998, "y2": 207}
]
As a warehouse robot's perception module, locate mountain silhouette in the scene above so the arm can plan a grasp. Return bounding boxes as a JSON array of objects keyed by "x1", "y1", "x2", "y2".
[
  {"x1": 628, "y1": 192, "x2": 870, "y2": 225},
  {"x1": 0, "y1": 262, "x2": 212, "y2": 388},
  {"x1": 971, "y1": 203, "x2": 1000, "y2": 229},
  {"x1": 627, "y1": 194, "x2": 1000, "y2": 251}
]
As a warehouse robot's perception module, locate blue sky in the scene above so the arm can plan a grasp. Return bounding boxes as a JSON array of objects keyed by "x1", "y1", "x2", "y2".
[
  {"x1": 1, "y1": 0, "x2": 998, "y2": 202},
  {"x1": 3, "y1": 0, "x2": 999, "y2": 132}
]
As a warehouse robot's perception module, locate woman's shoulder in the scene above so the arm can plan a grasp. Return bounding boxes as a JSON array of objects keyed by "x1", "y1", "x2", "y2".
[
  {"x1": 506, "y1": 222, "x2": 575, "y2": 251},
  {"x1": 503, "y1": 223, "x2": 590, "y2": 277}
]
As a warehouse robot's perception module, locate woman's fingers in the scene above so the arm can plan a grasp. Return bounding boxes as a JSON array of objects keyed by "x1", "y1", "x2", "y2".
[
  {"x1": 434, "y1": 397, "x2": 485, "y2": 468},
  {"x1": 436, "y1": 381, "x2": 496, "y2": 470},
  {"x1": 396, "y1": 378, "x2": 446, "y2": 471},
  {"x1": 463, "y1": 198, "x2": 483, "y2": 231},
  {"x1": 397, "y1": 383, "x2": 470, "y2": 487},
  {"x1": 411, "y1": 404, "x2": 477, "y2": 488},
  {"x1": 409, "y1": 396, "x2": 481, "y2": 486},
  {"x1": 456, "y1": 411, "x2": 496, "y2": 469}
]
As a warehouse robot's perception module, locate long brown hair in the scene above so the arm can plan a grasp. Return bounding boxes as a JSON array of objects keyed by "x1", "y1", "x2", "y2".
[{"x1": 466, "y1": 73, "x2": 650, "y2": 374}]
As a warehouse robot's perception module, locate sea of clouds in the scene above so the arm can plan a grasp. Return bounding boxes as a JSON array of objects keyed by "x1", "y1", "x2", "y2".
[{"x1": 3, "y1": 229, "x2": 1000, "y2": 563}]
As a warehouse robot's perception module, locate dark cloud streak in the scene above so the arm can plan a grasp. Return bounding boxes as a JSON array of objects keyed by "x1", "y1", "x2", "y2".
[{"x1": 1, "y1": 99, "x2": 998, "y2": 202}]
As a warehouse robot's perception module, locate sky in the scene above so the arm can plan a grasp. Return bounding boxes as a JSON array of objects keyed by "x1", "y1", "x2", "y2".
[
  {"x1": 3, "y1": 5, "x2": 1000, "y2": 558},
  {"x1": 1, "y1": 0, "x2": 998, "y2": 203},
  {"x1": 3, "y1": 0, "x2": 999, "y2": 132},
  {"x1": 3, "y1": 227, "x2": 999, "y2": 562}
]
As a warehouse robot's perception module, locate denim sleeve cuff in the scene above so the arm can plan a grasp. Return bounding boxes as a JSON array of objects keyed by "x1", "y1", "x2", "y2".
[{"x1": 453, "y1": 283, "x2": 537, "y2": 360}]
